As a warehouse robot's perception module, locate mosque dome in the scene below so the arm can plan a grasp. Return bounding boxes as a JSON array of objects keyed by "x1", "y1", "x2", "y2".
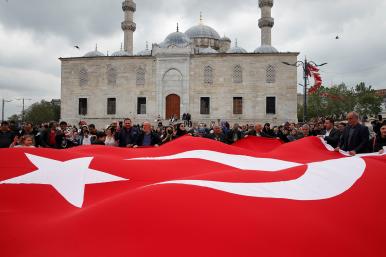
[
  {"x1": 160, "y1": 31, "x2": 191, "y2": 48},
  {"x1": 220, "y1": 36, "x2": 231, "y2": 42},
  {"x1": 197, "y1": 47, "x2": 218, "y2": 54},
  {"x1": 227, "y1": 39, "x2": 247, "y2": 53},
  {"x1": 137, "y1": 42, "x2": 151, "y2": 56},
  {"x1": 185, "y1": 24, "x2": 220, "y2": 40},
  {"x1": 227, "y1": 46, "x2": 247, "y2": 54},
  {"x1": 254, "y1": 45, "x2": 278, "y2": 53},
  {"x1": 84, "y1": 45, "x2": 105, "y2": 57},
  {"x1": 111, "y1": 50, "x2": 130, "y2": 56}
]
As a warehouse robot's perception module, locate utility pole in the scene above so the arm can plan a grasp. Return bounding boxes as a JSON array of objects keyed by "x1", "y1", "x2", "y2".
[
  {"x1": 16, "y1": 98, "x2": 32, "y2": 123},
  {"x1": 1, "y1": 99, "x2": 12, "y2": 122},
  {"x1": 282, "y1": 57, "x2": 327, "y2": 122}
]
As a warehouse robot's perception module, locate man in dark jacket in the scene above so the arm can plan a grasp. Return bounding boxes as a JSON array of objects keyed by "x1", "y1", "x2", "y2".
[
  {"x1": 246, "y1": 123, "x2": 273, "y2": 138},
  {"x1": 116, "y1": 118, "x2": 139, "y2": 147},
  {"x1": 0, "y1": 121, "x2": 16, "y2": 148},
  {"x1": 319, "y1": 118, "x2": 341, "y2": 148},
  {"x1": 207, "y1": 125, "x2": 227, "y2": 143},
  {"x1": 337, "y1": 112, "x2": 370, "y2": 155},
  {"x1": 137, "y1": 121, "x2": 161, "y2": 147}
]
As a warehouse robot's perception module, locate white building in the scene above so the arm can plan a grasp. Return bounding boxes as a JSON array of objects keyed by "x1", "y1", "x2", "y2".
[{"x1": 60, "y1": 0, "x2": 299, "y2": 127}]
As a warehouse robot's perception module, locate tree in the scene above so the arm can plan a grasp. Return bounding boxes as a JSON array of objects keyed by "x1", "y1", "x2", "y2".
[
  {"x1": 23, "y1": 100, "x2": 60, "y2": 125},
  {"x1": 354, "y1": 82, "x2": 383, "y2": 117},
  {"x1": 304, "y1": 82, "x2": 382, "y2": 120},
  {"x1": 8, "y1": 114, "x2": 21, "y2": 124}
]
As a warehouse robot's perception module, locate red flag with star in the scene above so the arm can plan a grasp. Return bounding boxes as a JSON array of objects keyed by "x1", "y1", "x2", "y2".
[{"x1": 1, "y1": 136, "x2": 386, "y2": 257}]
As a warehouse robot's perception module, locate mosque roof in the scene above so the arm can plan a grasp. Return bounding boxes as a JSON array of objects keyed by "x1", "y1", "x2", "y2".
[
  {"x1": 84, "y1": 45, "x2": 105, "y2": 57},
  {"x1": 160, "y1": 31, "x2": 191, "y2": 48},
  {"x1": 185, "y1": 24, "x2": 220, "y2": 40},
  {"x1": 254, "y1": 45, "x2": 278, "y2": 53}
]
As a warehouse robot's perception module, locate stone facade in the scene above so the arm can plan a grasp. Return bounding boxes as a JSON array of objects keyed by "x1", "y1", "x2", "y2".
[{"x1": 60, "y1": 52, "x2": 298, "y2": 128}]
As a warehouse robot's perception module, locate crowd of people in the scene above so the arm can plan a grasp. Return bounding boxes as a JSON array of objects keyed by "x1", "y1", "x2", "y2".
[{"x1": 1, "y1": 111, "x2": 385, "y2": 155}]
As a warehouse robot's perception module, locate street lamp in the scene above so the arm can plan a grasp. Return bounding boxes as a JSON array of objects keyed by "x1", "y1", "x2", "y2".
[
  {"x1": 1, "y1": 99, "x2": 12, "y2": 122},
  {"x1": 15, "y1": 98, "x2": 32, "y2": 123},
  {"x1": 282, "y1": 58, "x2": 327, "y2": 122}
]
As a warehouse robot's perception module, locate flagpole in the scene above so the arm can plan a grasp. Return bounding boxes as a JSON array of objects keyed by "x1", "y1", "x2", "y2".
[{"x1": 282, "y1": 58, "x2": 327, "y2": 122}]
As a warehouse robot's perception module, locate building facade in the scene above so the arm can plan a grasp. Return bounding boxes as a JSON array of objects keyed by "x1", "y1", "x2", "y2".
[{"x1": 60, "y1": 0, "x2": 299, "y2": 127}]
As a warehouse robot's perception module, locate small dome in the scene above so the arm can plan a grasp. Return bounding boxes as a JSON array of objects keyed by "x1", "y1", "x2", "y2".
[
  {"x1": 197, "y1": 47, "x2": 218, "y2": 54},
  {"x1": 227, "y1": 39, "x2": 247, "y2": 53},
  {"x1": 111, "y1": 50, "x2": 130, "y2": 56},
  {"x1": 112, "y1": 43, "x2": 130, "y2": 56},
  {"x1": 137, "y1": 41, "x2": 151, "y2": 56},
  {"x1": 84, "y1": 45, "x2": 105, "y2": 57},
  {"x1": 220, "y1": 36, "x2": 231, "y2": 42},
  {"x1": 137, "y1": 49, "x2": 151, "y2": 56},
  {"x1": 185, "y1": 24, "x2": 220, "y2": 40},
  {"x1": 254, "y1": 45, "x2": 278, "y2": 53},
  {"x1": 160, "y1": 31, "x2": 191, "y2": 48},
  {"x1": 227, "y1": 46, "x2": 247, "y2": 54}
]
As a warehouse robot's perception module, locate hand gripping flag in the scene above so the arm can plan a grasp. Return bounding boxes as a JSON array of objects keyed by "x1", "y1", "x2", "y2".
[{"x1": 1, "y1": 136, "x2": 386, "y2": 257}]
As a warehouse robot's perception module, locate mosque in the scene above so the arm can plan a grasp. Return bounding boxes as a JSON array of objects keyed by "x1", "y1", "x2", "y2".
[{"x1": 60, "y1": 0, "x2": 299, "y2": 127}]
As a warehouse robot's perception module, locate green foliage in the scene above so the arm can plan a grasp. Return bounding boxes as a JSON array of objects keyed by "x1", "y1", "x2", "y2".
[
  {"x1": 303, "y1": 82, "x2": 382, "y2": 120},
  {"x1": 23, "y1": 100, "x2": 60, "y2": 125},
  {"x1": 7, "y1": 114, "x2": 21, "y2": 123}
]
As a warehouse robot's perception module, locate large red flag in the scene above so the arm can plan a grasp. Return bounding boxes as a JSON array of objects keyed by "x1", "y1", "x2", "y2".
[{"x1": 1, "y1": 136, "x2": 386, "y2": 257}]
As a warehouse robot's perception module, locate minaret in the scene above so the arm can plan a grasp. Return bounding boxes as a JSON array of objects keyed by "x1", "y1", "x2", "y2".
[
  {"x1": 121, "y1": 0, "x2": 136, "y2": 55},
  {"x1": 255, "y1": 0, "x2": 278, "y2": 53}
]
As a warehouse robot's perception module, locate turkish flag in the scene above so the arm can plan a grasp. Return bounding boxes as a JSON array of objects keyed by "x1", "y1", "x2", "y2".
[{"x1": 1, "y1": 136, "x2": 386, "y2": 257}]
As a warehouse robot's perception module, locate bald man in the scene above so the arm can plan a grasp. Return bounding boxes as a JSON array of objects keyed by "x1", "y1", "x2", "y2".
[{"x1": 336, "y1": 112, "x2": 370, "y2": 155}]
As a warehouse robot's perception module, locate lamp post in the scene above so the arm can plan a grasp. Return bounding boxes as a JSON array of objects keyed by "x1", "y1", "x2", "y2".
[
  {"x1": 282, "y1": 58, "x2": 327, "y2": 122},
  {"x1": 15, "y1": 98, "x2": 32, "y2": 123},
  {"x1": 1, "y1": 99, "x2": 12, "y2": 122}
]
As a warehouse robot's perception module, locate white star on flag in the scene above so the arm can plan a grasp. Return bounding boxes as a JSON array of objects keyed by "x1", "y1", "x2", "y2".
[{"x1": 0, "y1": 154, "x2": 127, "y2": 208}]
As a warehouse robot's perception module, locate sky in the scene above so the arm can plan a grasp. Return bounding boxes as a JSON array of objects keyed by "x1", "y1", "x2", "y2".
[{"x1": 0, "y1": 0, "x2": 385, "y2": 119}]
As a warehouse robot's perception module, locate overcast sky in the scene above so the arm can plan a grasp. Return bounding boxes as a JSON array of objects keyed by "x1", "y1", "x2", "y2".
[{"x1": 0, "y1": 0, "x2": 385, "y2": 119}]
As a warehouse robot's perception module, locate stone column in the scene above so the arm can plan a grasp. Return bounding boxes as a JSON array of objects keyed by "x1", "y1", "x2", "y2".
[{"x1": 121, "y1": 0, "x2": 136, "y2": 55}]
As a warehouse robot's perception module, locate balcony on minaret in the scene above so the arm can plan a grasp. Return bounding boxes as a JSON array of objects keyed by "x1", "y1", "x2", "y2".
[
  {"x1": 122, "y1": 0, "x2": 136, "y2": 12},
  {"x1": 258, "y1": 17, "x2": 274, "y2": 28},
  {"x1": 121, "y1": 21, "x2": 136, "y2": 32}
]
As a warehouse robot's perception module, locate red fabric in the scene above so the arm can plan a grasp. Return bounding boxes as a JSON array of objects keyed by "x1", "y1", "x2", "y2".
[
  {"x1": 1, "y1": 136, "x2": 386, "y2": 257},
  {"x1": 307, "y1": 64, "x2": 323, "y2": 95},
  {"x1": 48, "y1": 129, "x2": 56, "y2": 145},
  {"x1": 232, "y1": 136, "x2": 283, "y2": 153}
]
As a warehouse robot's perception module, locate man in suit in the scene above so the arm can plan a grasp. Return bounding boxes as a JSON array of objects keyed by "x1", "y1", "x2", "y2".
[
  {"x1": 319, "y1": 118, "x2": 341, "y2": 148},
  {"x1": 246, "y1": 123, "x2": 273, "y2": 138},
  {"x1": 336, "y1": 112, "x2": 370, "y2": 155}
]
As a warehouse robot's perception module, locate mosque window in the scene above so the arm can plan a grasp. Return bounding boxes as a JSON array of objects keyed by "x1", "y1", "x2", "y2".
[
  {"x1": 266, "y1": 65, "x2": 276, "y2": 83},
  {"x1": 232, "y1": 65, "x2": 242, "y2": 83},
  {"x1": 136, "y1": 67, "x2": 146, "y2": 86},
  {"x1": 107, "y1": 66, "x2": 117, "y2": 86},
  {"x1": 266, "y1": 97, "x2": 276, "y2": 114},
  {"x1": 79, "y1": 68, "x2": 88, "y2": 86},
  {"x1": 107, "y1": 98, "x2": 116, "y2": 115},
  {"x1": 233, "y1": 97, "x2": 243, "y2": 114},
  {"x1": 200, "y1": 97, "x2": 210, "y2": 115},
  {"x1": 204, "y1": 66, "x2": 213, "y2": 84},
  {"x1": 78, "y1": 98, "x2": 87, "y2": 115},
  {"x1": 137, "y1": 97, "x2": 147, "y2": 114}
]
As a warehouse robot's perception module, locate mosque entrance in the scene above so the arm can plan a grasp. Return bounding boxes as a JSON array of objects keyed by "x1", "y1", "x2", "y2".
[{"x1": 165, "y1": 94, "x2": 180, "y2": 120}]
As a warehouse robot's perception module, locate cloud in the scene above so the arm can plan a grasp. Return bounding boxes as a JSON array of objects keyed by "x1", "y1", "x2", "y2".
[{"x1": 0, "y1": 0, "x2": 385, "y2": 119}]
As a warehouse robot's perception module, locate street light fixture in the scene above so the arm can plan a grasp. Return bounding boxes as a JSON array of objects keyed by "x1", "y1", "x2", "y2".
[
  {"x1": 282, "y1": 58, "x2": 327, "y2": 122},
  {"x1": 15, "y1": 98, "x2": 32, "y2": 123},
  {"x1": 1, "y1": 99, "x2": 12, "y2": 122}
]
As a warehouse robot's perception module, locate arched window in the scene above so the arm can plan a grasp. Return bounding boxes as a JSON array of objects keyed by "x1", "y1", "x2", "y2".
[
  {"x1": 233, "y1": 65, "x2": 242, "y2": 84},
  {"x1": 107, "y1": 66, "x2": 117, "y2": 86},
  {"x1": 204, "y1": 65, "x2": 213, "y2": 85},
  {"x1": 79, "y1": 68, "x2": 88, "y2": 86},
  {"x1": 266, "y1": 65, "x2": 276, "y2": 83},
  {"x1": 136, "y1": 67, "x2": 146, "y2": 86}
]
